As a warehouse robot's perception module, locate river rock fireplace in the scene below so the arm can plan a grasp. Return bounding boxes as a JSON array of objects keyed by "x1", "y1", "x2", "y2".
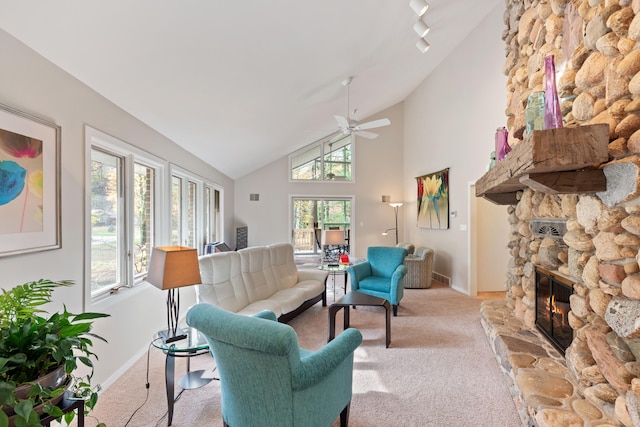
[{"x1": 474, "y1": 0, "x2": 640, "y2": 425}]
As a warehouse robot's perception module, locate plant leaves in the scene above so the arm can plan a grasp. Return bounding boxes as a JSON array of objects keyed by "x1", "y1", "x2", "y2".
[
  {"x1": 13, "y1": 399, "x2": 34, "y2": 420},
  {"x1": 64, "y1": 410, "x2": 76, "y2": 425},
  {"x1": 73, "y1": 312, "x2": 110, "y2": 321}
]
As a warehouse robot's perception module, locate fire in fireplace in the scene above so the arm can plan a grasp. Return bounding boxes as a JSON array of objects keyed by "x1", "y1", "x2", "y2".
[{"x1": 535, "y1": 267, "x2": 573, "y2": 354}]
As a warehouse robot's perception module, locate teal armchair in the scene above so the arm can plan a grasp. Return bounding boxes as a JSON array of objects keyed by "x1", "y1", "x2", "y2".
[
  {"x1": 186, "y1": 303, "x2": 363, "y2": 427},
  {"x1": 347, "y1": 246, "x2": 408, "y2": 316}
]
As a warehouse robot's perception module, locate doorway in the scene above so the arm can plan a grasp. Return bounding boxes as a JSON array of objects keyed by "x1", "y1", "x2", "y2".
[{"x1": 469, "y1": 183, "x2": 510, "y2": 296}]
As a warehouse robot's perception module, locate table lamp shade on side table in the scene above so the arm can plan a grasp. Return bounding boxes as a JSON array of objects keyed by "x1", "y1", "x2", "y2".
[
  {"x1": 147, "y1": 246, "x2": 202, "y2": 343},
  {"x1": 322, "y1": 230, "x2": 346, "y2": 265}
]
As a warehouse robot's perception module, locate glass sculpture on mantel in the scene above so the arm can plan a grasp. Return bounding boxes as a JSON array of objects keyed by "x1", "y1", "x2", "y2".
[
  {"x1": 526, "y1": 91, "x2": 545, "y2": 137},
  {"x1": 495, "y1": 127, "x2": 511, "y2": 161},
  {"x1": 544, "y1": 55, "x2": 563, "y2": 129}
]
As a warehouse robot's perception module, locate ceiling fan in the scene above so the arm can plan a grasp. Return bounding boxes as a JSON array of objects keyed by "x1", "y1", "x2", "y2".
[{"x1": 330, "y1": 76, "x2": 391, "y2": 143}]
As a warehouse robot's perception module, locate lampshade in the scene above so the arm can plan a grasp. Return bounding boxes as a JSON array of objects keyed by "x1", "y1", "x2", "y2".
[
  {"x1": 322, "y1": 230, "x2": 346, "y2": 246},
  {"x1": 416, "y1": 38, "x2": 430, "y2": 54},
  {"x1": 147, "y1": 246, "x2": 202, "y2": 290},
  {"x1": 413, "y1": 19, "x2": 430, "y2": 38},
  {"x1": 409, "y1": 0, "x2": 429, "y2": 16},
  {"x1": 389, "y1": 202, "x2": 404, "y2": 208}
]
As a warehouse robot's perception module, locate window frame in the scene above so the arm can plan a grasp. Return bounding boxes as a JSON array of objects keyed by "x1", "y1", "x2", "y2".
[
  {"x1": 289, "y1": 134, "x2": 355, "y2": 182},
  {"x1": 170, "y1": 164, "x2": 224, "y2": 252},
  {"x1": 85, "y1": 126, "x2": 169, "y2": 305},
  {"x1": 289, "y1": 195, "x2": 355, "y2": 255}
]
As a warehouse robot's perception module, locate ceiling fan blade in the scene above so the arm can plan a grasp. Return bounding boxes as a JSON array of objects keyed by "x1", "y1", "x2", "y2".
[
  {"x1": 334, "y1": 115, "x2": 350, "y2": 129},
  {"x1": 357, "y1": 130, "x2": 379, "y2": 139},
  {"x1": 356, "y1": 118, "x2": 391, "y2": 130}
]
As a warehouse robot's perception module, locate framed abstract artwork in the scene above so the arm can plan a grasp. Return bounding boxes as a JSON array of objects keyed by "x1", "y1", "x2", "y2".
[
  {"x1": 416, "y1": 168, "x2": 449, "y2": 230},
  {"x1": 0, "y1": 103, "x2": 61, "y2": 257}
]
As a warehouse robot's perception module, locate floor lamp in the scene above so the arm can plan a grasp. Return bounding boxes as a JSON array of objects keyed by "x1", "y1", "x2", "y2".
[
  {"x1": 382, "y1": 201, "x2": 403, "y2": 245},
  {"x1": 147, "y1": 246, "x2": 202, "y2": 343}
]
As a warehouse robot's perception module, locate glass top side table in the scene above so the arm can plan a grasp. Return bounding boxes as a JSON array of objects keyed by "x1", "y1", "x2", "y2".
[
  {"x1": 152, "y1": 326, "x2": 213, "y2": 426},
  {"x1": 318, "y1": 264, "x2": 348, "y2": 301}
]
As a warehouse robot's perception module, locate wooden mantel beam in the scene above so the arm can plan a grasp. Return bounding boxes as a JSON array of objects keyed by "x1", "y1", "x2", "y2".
[
  {"x1": 475, "y1": 124, "x2": 610, "y2": 200},
  {"x1": 482, "y1": 192, "x2": 520, "y2": 205},
  {"x1": 519, "y1": 169, "x2": 606, "y2": 194}
]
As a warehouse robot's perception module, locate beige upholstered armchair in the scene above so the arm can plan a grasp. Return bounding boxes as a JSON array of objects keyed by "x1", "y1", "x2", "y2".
[
  {"x1": 404, "y1": 247, "x2": 434, "y2": 289},
  {"x1": 396, "y1": 242, "x2": 415, "y2": 255}
]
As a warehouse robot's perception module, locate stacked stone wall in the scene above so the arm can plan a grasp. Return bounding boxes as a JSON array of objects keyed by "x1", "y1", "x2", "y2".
[{"x1": 499, "y1": 0, "x2": 640, "y2": 425}]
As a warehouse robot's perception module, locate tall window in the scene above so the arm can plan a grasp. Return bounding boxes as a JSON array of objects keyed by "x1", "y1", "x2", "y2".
[
  {"x1": 290, "y1": 134, "x2": 353, "y2": 181},
  {"x1": 133, "y1": 164, "x2": 154, "y2": 279},
  {"x1": 90, "y1": 149, "x2": 122, "y2": 292},
  {"x1": 170, "y1": 167, "x2": 220, "y2": 251},
  {"x1": 205, "y1": 184, "x2": 222, "y2": 244},
  {"x1": 171, "y1": 176, "x2": 182, "y2": 245},
  {"x1": 87, "y1": 127, "x2": 164, "y2": 299}
]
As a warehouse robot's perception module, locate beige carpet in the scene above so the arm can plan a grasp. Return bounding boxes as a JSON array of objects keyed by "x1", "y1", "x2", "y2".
[{"x1": 86, "y1": 283, "x2": 521, "y2": 427}]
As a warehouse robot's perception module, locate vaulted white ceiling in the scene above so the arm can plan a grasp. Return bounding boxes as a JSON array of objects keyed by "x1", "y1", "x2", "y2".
[{"x1": 0, "y1": 1, "x2": 501, "y2": 179}]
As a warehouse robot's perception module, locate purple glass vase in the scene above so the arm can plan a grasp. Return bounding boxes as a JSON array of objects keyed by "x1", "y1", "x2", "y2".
[
  {"x1": 544, "y1": 55, "x2": 563, "y2": 129},
  {"x1": 495, "y1": 127, "x2": 511, "y2": 161}
]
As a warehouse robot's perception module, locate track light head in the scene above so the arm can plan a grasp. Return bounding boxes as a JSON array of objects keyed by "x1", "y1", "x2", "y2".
[
  {"x1": 416, "y1": 38, "x2": 430, "y2": 54},
  {"x1": 409, "y1": 0, "x2": 429, "y2": 17},
  {"x1": 413, "y1": 19, "x2": 430, "y2": 38}
]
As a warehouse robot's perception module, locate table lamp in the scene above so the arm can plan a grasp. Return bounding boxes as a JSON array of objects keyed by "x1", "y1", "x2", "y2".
[
  {"x1": 147, "y1": 246, "x2": 202, "y2": 343},
  {"x1": 322, "y1": 230, "x2": 346, "y2": 265}
]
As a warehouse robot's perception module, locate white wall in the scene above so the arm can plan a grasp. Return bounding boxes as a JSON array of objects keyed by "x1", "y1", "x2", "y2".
[
  {"x1": 403, "y1": 3, "x2": 508, "y2": 293},
  {"x1": 234, "y1": 102, "x2": 405, "y2": 258},
  {"x1": 0, "y1": 30, "x2": 235, "y2": 387}
]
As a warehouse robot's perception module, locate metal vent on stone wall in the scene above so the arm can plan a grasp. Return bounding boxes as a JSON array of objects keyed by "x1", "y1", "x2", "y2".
[{"x1": 531, "y1": 219, "x2": 567, "y2": 239}]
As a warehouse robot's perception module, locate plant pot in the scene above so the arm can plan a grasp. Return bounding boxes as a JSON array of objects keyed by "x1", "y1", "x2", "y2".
[{"x1": 2, "y1": 364, "x2": 68, "y2": 418}]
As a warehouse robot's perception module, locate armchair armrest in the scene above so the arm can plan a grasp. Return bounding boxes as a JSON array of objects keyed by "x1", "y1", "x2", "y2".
[
  {"x1": 252, "y1": 310, "x2": 278, "y2": 322},
  {"x1": 292, "y1": 328, "x2": 363, "y2": 390},
  {"x1": 346, "y1": 262, "x2": 372, "y2": 291},
  {"x1": 390, "y1": 264, "x2": 408, "y2": 302}
]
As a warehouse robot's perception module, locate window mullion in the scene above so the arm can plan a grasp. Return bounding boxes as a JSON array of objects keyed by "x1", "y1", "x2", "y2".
[{"x1": 123, "y1": 154, "x2": 135, "y2": 287}]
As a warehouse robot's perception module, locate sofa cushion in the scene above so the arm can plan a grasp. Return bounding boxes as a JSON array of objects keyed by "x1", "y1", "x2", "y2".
[
  {"x1": 359, "y1": 276, "x2": 393, "y2": 293},
  {"x1": 240, "y1": 246, "x2": 279, "y2": 302},
  {"x1": 236, "y1": 299, "x2": 283, "y2": 317},
  {"x1": 268, "y1": 243, "x2": 299, "y2": 290},
  {"x1": 269, "y1": 288, "x2": 309, "y2": 314},
  {"x1": 197, "y1": 252, "x2": 249, "y2": 312}
]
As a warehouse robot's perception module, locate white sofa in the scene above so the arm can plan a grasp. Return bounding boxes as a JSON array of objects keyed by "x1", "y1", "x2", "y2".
[{"x1": 195, "y1": 243, "x2": 328, "y2": 322}]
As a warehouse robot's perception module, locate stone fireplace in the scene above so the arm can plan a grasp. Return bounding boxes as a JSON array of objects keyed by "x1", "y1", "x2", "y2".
[{"x1": 477, "y1": 0, "x2": 640, "y2": 426}]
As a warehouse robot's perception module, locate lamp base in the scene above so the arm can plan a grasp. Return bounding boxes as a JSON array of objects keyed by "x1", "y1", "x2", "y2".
[{"x1": 158, "y1": 327, "x2": 187, "y2": 343}]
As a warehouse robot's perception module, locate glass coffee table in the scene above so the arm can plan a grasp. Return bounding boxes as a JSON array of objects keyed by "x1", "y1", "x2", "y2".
[{"x1": 152, "y1": 326, "x2": 214, "y2": 426}]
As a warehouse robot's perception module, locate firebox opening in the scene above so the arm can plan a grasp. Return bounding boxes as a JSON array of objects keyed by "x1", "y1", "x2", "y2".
[{"x1": 535, "y1": 267, "x2": 574, "y2": 355}]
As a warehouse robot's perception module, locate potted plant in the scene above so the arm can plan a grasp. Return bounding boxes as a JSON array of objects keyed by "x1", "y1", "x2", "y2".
[{"x1": 0, "y1": 279, "x2": 110, "y2": 427}]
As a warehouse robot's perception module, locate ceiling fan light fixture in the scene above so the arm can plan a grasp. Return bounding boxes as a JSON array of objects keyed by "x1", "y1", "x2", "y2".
[
  {"x1": 409, "y1": 0, "x2": 429, "y2": 17},
  {"x1": 413, "y1": 19, "x2": 430, "y2": 38},
  {"x1": 416, "y1": 38, "x2": 430, "y2": 54}
]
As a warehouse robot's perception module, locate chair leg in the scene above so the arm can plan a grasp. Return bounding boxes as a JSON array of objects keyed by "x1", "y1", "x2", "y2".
[
  {"x1": 340, "y1": 402, "x2": 351, "y2": 427},
  {"x1": 393, "y1": 304, "x2": 398, "y2": 316}
]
